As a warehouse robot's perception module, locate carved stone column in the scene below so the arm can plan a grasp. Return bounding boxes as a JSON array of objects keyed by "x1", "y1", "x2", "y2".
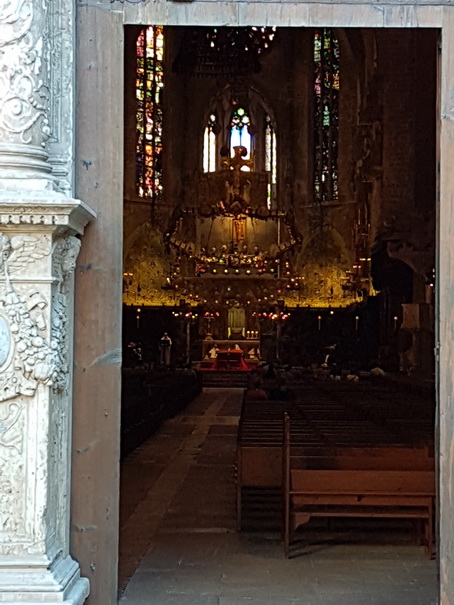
[
  {"x1": 0, "y1": 201, "x2": 94, "y2": 603},
  {"x1": 0, "y1": 0, "x2": 74, "y2": 192},
  {"x1": 0, "y1": 0, "x2": 94, "y2": 603}
]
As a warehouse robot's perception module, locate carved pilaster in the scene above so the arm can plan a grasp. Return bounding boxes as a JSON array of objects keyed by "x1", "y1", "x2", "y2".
[
  {"x1": 0, "y1": 200, "x2": 95, "y2": 604},
  {"x1": 0, "y1": 0, "x2": 74, "y2": 192}
]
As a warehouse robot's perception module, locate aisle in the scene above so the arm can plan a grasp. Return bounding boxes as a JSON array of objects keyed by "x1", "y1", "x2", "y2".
[
  {"x1": 119, "y1": 388, "x2": 242, "y2": 590},
  {"x1": 119, "y1": 387, "x2": 437, "y2": 605}
]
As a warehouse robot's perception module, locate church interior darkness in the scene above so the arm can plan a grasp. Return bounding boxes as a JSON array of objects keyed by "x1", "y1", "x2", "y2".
[{"x1": 119, "y1": 24, "x2": 437, "y2": 595}]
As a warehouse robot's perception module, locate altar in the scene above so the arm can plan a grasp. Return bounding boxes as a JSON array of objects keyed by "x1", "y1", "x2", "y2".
[
  {"x1": 202, "y1": 339, "x2": 260, "y2": 359},
  {"x1": 212, "y1": 349, "x2": 249, "y2": 370},
  {"x1": 199, "y1": 338, "x2": 260, "y2": 370}
]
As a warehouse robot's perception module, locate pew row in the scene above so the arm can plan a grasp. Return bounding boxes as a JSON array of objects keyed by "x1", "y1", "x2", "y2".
[{"x1": 282, "y1": 414, "x2": 436, "y2": 558}]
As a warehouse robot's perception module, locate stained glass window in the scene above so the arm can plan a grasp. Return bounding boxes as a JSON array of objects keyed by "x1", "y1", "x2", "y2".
[
  {"x1": 136, "y1": 26, "x2": 164, "y2": 203},
  {"x1": 265, "y1": 115, "x2": 276, "y2": 209},
  {"x1": 230, "y1": 107, "x2": 252, "y2": 168},
  {"x1": 313, "y1": 28, "x2": 339, "y2": 202},
  {"x1": 203, "y1": 114, "x2": 217, "y2": 173}
]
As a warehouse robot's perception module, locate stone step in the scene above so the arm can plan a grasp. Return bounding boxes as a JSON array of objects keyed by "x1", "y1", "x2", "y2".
[{"x1": 200, "y1": 370, "x2": 249, "y2": 388}]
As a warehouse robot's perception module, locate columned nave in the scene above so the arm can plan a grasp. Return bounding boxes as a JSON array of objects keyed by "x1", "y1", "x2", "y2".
[{"x1": 119, "y1": 386, "x2": 437, "y2": 605}]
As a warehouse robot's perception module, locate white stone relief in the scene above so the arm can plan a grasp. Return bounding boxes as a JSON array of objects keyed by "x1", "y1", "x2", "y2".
[
  {"x1": 51, "y1": 235, "x2": 80, "y2": 391},
  {"x1": 0, "y1": 0, "x2": 50, "y2": 147},
  {"x1": 0, "y1": 399, "x2": 26, "y2": 540},
  {"x1": 53, "y1": 235, "x2": 81, "y2": 282},
  {"x1": 0, "y1": 232, "x2": 80, "y2": 401},
  {"x1": 47, "y1": 0, "x2": 75, "y2": 192},
  {"x1": 0, "y1": 233, "x2": 51, "y2": 276},
  {"x1": 0, "y1": 401, "x2": 23, "y2": 454}
]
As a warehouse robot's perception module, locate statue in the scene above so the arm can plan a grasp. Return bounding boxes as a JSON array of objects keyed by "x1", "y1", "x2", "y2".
[
  {"x1": 208, "y1": 344, "x2": 219, "y2": 359},
  {"x1": 159, "y1": 332, "x2": 172, "y2": 367},
  {"x1": 221, "y1": 146, "x2": 254, "y2": 215}
]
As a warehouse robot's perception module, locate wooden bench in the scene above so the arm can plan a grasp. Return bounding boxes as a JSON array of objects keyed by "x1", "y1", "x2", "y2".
[
  {"x1": 283, "y1": 414, "x2": 435, "y2": 558},
  {"x1": 237, "y1": 385, "x2": 434, "y2": 531}
]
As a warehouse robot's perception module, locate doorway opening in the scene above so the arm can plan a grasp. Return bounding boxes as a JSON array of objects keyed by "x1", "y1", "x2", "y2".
[{"x1": 119, "y1": 24, "x2": 438, "y2": 602}]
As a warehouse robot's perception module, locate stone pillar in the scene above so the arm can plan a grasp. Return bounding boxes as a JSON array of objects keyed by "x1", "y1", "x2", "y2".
[
  {"x1": 0, "y1": 1, "x2": 94, "y2": 603},
  {"x1": 0, "y1": 203, "x2": 93, "y2": 604}
]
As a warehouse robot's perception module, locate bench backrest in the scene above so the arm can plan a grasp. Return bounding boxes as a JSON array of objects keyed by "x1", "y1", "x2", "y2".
[
  {"x1": 290, "y1": 454, "x2": 434, "y2": 471},
  {"x1": 283, "y1": 413, "x2": 435, "y2": 498},
  {"x1": 290, "y1": 468, "x2": 435, "y2": 495}
]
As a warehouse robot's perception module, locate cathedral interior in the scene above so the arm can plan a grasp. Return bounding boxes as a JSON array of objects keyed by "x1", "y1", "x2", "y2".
[
  {"x1": 122, "y1": 25, "x2": 436, "y2": 376},
  {"x1": 119, "y1": 26, "x2": 438, "y2": 601}
]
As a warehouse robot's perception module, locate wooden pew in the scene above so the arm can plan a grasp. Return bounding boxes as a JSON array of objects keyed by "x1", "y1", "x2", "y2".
[
  {"x1": 237, "y1": 389, "x2": 326, "y2": 529},
  {"x1": 282, "y1": 414, "x2": 435, "y2": 558},
  {"x1": 237, "y1": 395, "x2": 295, "y2": 529}
]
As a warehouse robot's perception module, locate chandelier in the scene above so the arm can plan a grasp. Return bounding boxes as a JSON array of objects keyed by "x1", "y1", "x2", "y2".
[{"x1": 173, "y1": 27, "x2": 277, "y2": 78}]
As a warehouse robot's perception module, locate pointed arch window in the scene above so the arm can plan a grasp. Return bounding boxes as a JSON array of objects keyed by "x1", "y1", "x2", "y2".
[
  {"x1": 230, "y1": 107, "x2": 253, "y2": 166},
  {"x1": 313, "y1": 28, "x2": 339, "y2": 202},
  {"x1": 136, "y1": 26, "x2": 164, "y2": 203},
  {"x1": 265, "y1": 115, "x2": 277, "y2": 208},
  {"x1": 202, "y1": 102, "x2": 277, "y2": 208},
  {"x1": 203, "y1": 113, "x2": 217, "y2": 173}
]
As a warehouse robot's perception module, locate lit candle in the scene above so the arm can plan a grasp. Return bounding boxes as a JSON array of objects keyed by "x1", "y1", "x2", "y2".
[
  {"x1": 355, "y1": 316, "x2": 359, "y2": 331},
  {"x1": 318, "y1": 315, "x2": 322, "y2": 331},
  {"x1": 394, "y1": 316, "x2": 399, "y2": 330}
]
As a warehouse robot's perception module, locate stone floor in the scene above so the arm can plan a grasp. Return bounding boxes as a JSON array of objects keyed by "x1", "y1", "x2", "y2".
[{"x1": 119, "y1": 388, "x2": 438, "y2": 605}]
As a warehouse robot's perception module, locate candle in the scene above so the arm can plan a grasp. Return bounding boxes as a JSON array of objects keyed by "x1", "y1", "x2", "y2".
[
  {"x1": 394, "y1": 316, "x2": 398, "y2": 330},
  {"x1": 355, "y1": 316, "x2": 359, "y2": 331},
  {"x1": 317, "y1": 315, "x2": 322, "y2": 331}
]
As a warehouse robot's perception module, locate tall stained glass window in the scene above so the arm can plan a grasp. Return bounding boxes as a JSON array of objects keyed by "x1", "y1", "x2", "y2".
[
  {"x1": 313, "y1": 29, "x2": 339, "y2": 202},
  {"x1": 136, "y1": 26, "x2": 164, "y2": 203},
  {"x1": 230, "y1": 107, "x2": 253, "y2": 165},
  {"x1": 265, "y1": 115, "x2": 276, "y2": 208},
  {"x1": 203, "y1": 114, "x2": 217, "y2": 173}
]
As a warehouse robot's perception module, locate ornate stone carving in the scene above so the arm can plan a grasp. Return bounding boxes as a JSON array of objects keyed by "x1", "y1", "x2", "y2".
[
  {"x1": 0, "y1": 401, "x2": 23, "y2": 454},
  {"x1": 46, "y1": 0, "x2": 75, "y2": 192},
  {"x1": 0, "y1": 396, "x2": 26, "y2": 545},
  {"x1": 0, "y1": 0, "x2": 50, "y2": 148},
  {"x1": 51, "y1": 235, "x2": 81, "y2": 391},
  {"x1": 0, "y1": 0, "x2": 78, "y2": 191},
  {"x1": 0, "y1": 231, "x2": 81, "y2": 401}
]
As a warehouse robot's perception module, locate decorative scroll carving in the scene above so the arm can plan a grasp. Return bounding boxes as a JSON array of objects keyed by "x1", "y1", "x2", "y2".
[
  {"x1": 46, "y1": 0, "x2": 75, "y2": 192},
  {"x1": 0, "y1": 401, "x2": 23, "y2": 454},
  {"x1": 0, "y1": 0, "x2": 50, "y2": 147}
]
